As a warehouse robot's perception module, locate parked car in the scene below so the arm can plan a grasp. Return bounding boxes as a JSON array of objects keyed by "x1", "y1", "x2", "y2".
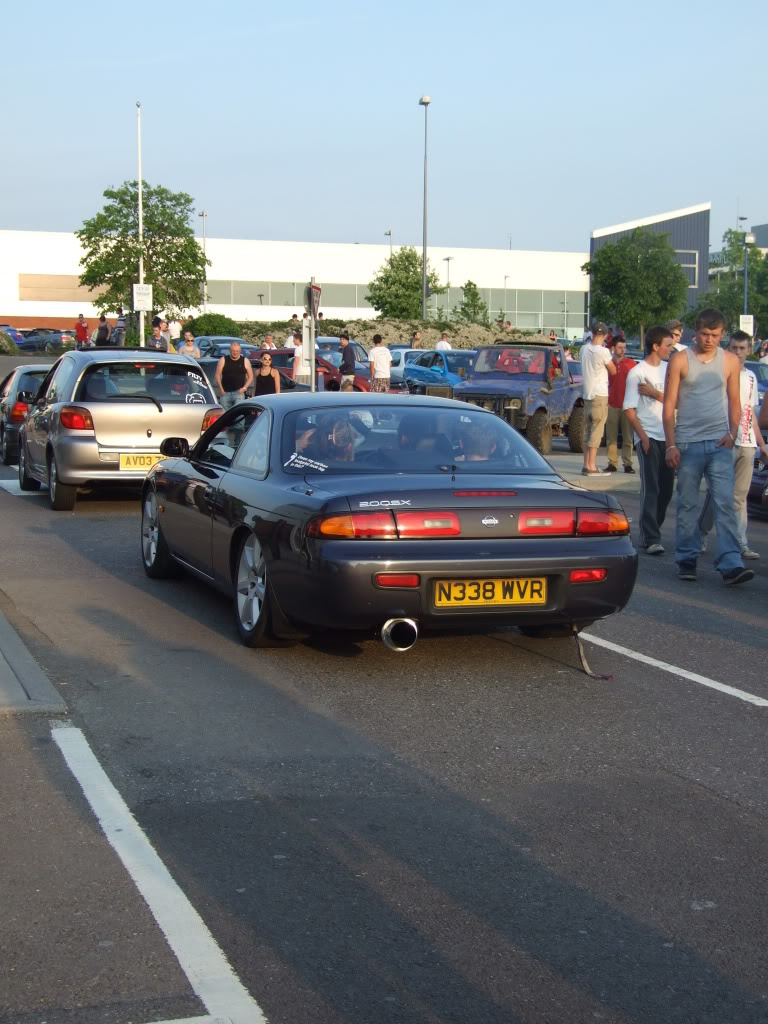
[
  {"x1": 452, "y1": 339, "x2": 584, "y2": 454},
  {"x1": 195, "y1": 344, "x2": 308, "y2": 395},
  {"x1": 405, "y1": 349, "x2": 477, "y2": 395},
  {"x1": 268, "y1": 348, "x2": 369, "y2": 392},
  {"x1": 0, "y1": 325, "x2": 24, "y2": 346},
  {"x1": 0, "y1": 363, "x2": 53, "y2": 464},
  {"x1": 749, "y1": 360, "x2": 768, "y2": 405},
  {"x1": 140, "y1": 393, "x2": 638, "y2": 648},
  {"x1": 747, "y1": 455, "x2": 768, "y2": 517},
  {"x1": 192, "y1": 336, "x2": 249, "y2": 357},
  {"x1": 18, "y1": 349, "x2": 223, "y2": 510},
  {"x1": 315, "y1": 348, "x2": 408, "y2": 393},
  {"x1": 16, "y1": 329, "x2": 75, "y2": 354},
  {"x1": 389, "y1": 347, "x2": 422, "y2": 384},
  {"x1": 314, "y1": 336, "x2": 369, "y2": 369}
]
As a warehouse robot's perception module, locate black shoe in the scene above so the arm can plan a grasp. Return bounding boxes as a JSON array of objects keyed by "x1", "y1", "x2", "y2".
[
  {"x1": 678, "y1": 561, "x2": 697, "y2": 581},
  {"x1": 624, "y1": 465, "x2": 635, "y2": 474},
  {"x1": 722, "y1": 567, "x2": 754, "y2": 586},
  {"x1": 605, "y1": 464, "x2": 618, "y2": 472}
]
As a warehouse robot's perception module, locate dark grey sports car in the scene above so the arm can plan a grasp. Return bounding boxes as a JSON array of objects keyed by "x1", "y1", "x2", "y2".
[{"x1": 140, "y1": 394, "x2": 638, "y2": 650}]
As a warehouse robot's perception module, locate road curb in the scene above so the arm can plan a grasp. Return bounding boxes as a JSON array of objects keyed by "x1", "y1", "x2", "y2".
[{"x1": 0, "y1": 611, "x2": 67, "y2": 715}]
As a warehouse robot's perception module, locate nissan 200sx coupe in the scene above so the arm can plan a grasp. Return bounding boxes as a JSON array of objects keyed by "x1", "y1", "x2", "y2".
[{"x1": 140, "y1": 394, "x2": 638, "y2": 650}]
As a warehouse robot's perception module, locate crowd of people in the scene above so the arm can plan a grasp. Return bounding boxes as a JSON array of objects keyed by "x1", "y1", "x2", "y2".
[{"x1": 581, "y1": 310, "x2": 767, "y2": 586}]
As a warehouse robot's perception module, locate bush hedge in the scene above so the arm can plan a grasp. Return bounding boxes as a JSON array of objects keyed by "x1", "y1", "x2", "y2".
[
  {"x1": 0, "y1": 331, "x2": 19, "y2": 355},
  {"x1": 184, "y1": 312, "x2": 242, "y2": 338}
]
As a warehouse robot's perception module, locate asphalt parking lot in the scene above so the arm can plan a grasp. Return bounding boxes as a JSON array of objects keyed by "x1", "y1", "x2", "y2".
[{"x1": 1, "y1": 426, "x2": 767, "y2": 1023}]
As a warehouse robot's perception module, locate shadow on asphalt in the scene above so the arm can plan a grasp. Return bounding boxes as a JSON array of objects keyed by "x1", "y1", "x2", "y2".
[{"x1": 37, "y1": 603, "x2": 768, "y2": 1024}]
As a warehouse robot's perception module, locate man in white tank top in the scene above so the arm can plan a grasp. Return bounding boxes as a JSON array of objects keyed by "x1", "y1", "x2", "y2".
[{"x1": 662, "y1": 308, "x2": 752, "y2": 585}]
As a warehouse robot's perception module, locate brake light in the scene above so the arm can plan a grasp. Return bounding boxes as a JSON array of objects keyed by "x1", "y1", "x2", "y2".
[
  {"x1": 376, "y1": 573, "x2": 421, "y2": 588},
  {"x1": 518, "y1": 510, "x2": 575, "y2": 536},
  {"x1": 59, "y1": 406, "x2": 94, "y2": 430},
  {"x1": 202, "y1": 408, "x2": 223, "y2": 431},
  {"x1": 395, "y1": 510, "x2": 460, "y2": 537},
  {"x1": 453, "y1": 490, "x2": 517, "y2": 497},
  {"x1": 9, "y1": 401, "x2": 28, "y2": 423},
  {"x1": 307, "y1": 512, "x2": 397, "y2": 539},
  {"x1": 576, "y1": 510, "x2": 630, "y2": 535},
  {"x1": 570, "y1": 568, "x2": 607, "y2": 583}
]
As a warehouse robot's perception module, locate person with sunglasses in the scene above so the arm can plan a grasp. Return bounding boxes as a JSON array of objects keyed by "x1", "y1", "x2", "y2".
[{"x1": 254, "y1": 352, "x2": 280, "y2": 395}]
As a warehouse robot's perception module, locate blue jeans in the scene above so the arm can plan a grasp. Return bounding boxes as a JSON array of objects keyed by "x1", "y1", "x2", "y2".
[
  {"x1": 675, "y1": 440, "x2": 743, "y2": 572},
  {"x1": 221, "y1": 391, "x2": 242, "y2": 411}
]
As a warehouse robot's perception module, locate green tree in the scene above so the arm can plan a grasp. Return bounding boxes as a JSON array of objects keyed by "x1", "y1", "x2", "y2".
[
  {"x1": 686, "y1": 229, "x2": 768, "y2": 335},
  {"x1": 582, "y1": 227, "x2": 689, "y2": 342},
  {"x1": 76, "y1": 180, "x2": 208, "y2": 317},
  {"x1": 453, "y1": 280, "x2": 490, "y2": 326},
  {"x1": 366, "y1": 246, "x2": 444, "y2": 319}
]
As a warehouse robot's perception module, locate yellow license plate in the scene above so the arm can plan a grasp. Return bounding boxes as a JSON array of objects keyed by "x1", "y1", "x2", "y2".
[
  {"x1": 119, "y1": 453, "x2": 166, "y2": 471},
  {"x1": 434, "y1": 577, "x2": 547, "y2": 608}
]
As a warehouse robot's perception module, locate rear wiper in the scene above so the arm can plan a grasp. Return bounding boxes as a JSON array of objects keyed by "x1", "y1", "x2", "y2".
[{"x1": 93, "y1": 393, "x2": 163, "y2": 412}]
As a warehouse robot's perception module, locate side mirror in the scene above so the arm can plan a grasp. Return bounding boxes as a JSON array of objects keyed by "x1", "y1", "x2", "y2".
[{"x1": 160, "y1": 437, "x2": 189, "y2": 458}]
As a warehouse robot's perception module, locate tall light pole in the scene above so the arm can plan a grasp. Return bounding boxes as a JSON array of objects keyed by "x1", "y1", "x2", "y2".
[
  {"x1": 504, "y1": 275, "x2": 509, "y2": 318},
  {"x1": 198, "y1": 209, "x2": 208, "y2": 312},
  {"x1": 136, "y1": 101, "x2": 145, "y2": 347},
  {"x1": 419, "y1": 95, "x2": 431, "y2": 320},
  {"x1": 384, "y1": 228, "x2": 392, "y2": 257},
  {"x1": 443, "y1": 256, "x2": 453, "y2": 287},
  {"x1": 744, "y1": 231, "x2": 755, "y2": 315}
]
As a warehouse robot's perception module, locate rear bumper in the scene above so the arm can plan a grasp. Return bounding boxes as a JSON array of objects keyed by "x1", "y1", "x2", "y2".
[
  {"x1": 53, "y1": 436, "x2": 163, "y2": 485},
  {"x1": 274, "y1": 537, "x2": 638, "y2": 632}
]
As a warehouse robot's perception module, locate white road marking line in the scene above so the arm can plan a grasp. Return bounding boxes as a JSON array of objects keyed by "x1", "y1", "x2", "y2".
[
  {"x1": 51, "y1": 724, "x2": 268, "y2": 1024},
  {"x1": 151, "y1": 1017, "x2": 232, "y2": 1024},
  {"x1": 0, "y1": 479, "x2": 40, "y2": 497},
  {"x1": 581, "y1": 633, "x2": 768, "y2": 707}
]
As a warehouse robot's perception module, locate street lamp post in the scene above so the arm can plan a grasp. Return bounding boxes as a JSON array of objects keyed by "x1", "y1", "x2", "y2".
[
  {"x1": 744, "y1": 231, "x2": 755, "y2": 315},
  {"x1": 419, "y1": 96, "x2": 431, "y2": 320},
  {"x1": 198, "y1": 209, "x2": 208, "y2": 312},
  {"x1": 504, "y1": 275, "x2": 509, "y2": 319},
  {"x1": 136, "y1": 101, "x2": 145, "y2": 348},
  {"x1": 384, "y1": 229, "x2": 392, "y2": 257},
  {"x1": 443, "y1": 256, "x2": 453, "y2": 287}
]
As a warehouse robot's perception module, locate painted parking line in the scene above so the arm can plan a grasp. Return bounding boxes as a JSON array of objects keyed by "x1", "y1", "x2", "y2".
[
  {"x1": 51, "y1": 723, "x2": 267, "y2": 1024},
  {"x1": 0, "y1": 479, "x2": 41, "y2": 497},
  {"x1": 581, "y1": 633, "x2": 768, "y2": 708}
]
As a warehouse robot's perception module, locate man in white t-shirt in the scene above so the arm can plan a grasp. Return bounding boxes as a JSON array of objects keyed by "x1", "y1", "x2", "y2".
[
  {"x1": 292, "y1": 331, "x2": 310, "y2": 384},
  {"x1": 623, "y1": 325, "x2": 676, "y2": 554},
  {"x1": 435, "y1": 332, "x2": 452, "y2": 351},
  {"x1": 369, "y1": 334, "x2": 392, "y2": 392},
  {"x1": 698, "y1": 330, "x2": 768, "y2": 558},
  {"x1": 580, "y1": 323, "x2": 617, "y2": 475}
]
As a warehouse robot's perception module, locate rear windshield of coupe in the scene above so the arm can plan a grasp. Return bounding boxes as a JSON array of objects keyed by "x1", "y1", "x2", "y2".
[
  {"x1": 281, "y1": 405, "x2": 551, "y2": 475},
  {"x1": 17, "y1": 370, "x2": 47, "y2": 395},
  {"x1": 472, "y1": 347, "x2": 551, "y2": 378},
  {"x1": 75, "y1": 362, "x2": 216, "y2": 404}
]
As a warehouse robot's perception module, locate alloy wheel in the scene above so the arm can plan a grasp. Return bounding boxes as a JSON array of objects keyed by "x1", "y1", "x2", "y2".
[
  {"x1": 142, "y1": 491, "x2": 159, "y2": 567},
  {"x1": 236, "y1": 534, "x2": 266, "y2": 630}
]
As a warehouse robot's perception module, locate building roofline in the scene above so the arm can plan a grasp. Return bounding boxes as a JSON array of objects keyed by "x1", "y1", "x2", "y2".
[{"x1": 592, "y1": 202, "x2": 712, "y2": 239}]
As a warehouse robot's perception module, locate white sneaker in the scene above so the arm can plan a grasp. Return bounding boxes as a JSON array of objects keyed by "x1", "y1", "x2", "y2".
[
  {"x1": 742, "y1": 547, "x2": 760, "y2": 560},
  {"x1": 646, "y1": 543, "x2": 664, "y2": 555}
]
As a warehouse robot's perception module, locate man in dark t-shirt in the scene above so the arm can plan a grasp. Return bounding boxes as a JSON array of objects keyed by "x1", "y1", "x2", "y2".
[{"x1": 339, "y1": 331, "x2": 356, "y2": 384}]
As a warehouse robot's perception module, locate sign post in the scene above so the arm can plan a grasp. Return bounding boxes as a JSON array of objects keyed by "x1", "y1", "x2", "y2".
[
  {"x1": 303, "y1": 279, "x2": 321, "y2": 393},
  {"x1": 739, "y1": 314, "x2": 754, "y2": 337}
]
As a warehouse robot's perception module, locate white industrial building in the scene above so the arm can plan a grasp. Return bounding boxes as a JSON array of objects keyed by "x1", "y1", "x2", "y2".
[{"x1": 0, "y1": 229, "x2": 590, "y2": 338}]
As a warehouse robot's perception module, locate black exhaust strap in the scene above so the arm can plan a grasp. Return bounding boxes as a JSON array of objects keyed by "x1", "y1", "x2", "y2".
[{"x1": 572, "y1": 625, "x2": 613, "y2": 680}]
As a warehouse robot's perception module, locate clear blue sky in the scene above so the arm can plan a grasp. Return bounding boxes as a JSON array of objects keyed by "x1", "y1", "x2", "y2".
[{"x1": 3, "y1": 0, "x2": 766, "y2": 253}]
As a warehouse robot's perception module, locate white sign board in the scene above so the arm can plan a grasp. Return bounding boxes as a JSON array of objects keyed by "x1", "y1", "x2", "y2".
[
  {"x1": 311, "y1": 284, "x2": 322, "y2": 319},
  {"x1": 739, "y1": 314, "x2": 754, "y2": 337},
  {"x1": 133, "y1": 283, "x2": 153, "y2": 311}
]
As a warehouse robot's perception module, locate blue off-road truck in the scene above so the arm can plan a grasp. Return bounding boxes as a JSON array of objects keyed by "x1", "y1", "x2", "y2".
[{"x1": 444, "y1": 339, "x2": 584, "y2": 455}]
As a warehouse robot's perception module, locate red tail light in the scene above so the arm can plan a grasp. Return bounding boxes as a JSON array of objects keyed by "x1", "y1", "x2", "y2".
[
  {"x1": 570, "y1": 568, "x2": 607, "y2": 583},
  {"x1": 576, "y1": 510, "x2": 630, "y2": 535},
  {"x1": 59, "y1": 406, "x2": 94, "y2": 430},
  {"x1": 307, "y1": 512, "x2": 397, "y2": 539},
  {"x1": 9, "y1": 401, "x2": 28, "y2": 423},
  {"x1": 202, "y1": 408, "x2": 223, "y2": 431},
  {"x1": 518, "y1": 510, "x2": 576, "y2": 536},
  {"x1": 395, "y1": 510, "x2": 460, "y2": 537},
  {"x1": 376, "y1": 573, "x2": 421, "y2": 588}
]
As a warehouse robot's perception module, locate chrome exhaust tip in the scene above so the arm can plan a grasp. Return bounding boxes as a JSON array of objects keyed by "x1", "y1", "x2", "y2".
[{"x1": 381, "y1": 617, "x2": 418, "y2": 652}]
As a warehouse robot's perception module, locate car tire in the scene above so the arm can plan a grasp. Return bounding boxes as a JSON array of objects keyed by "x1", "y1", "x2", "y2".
[
  {"x1": 233, "y1": 531, "x2": 275, "y2": 647},
  {"x1": 141, "y1": 487, "x2": 175, "y2": 578},
  {"x1": 48, "y1": 453, "x2": 77, "y2": 511},
  {"x1": 567, "y1": 405, "x2": 585, "y2": 454},
  {"x1": 526, "y1": 409, "x2": 552, "y2": 454},
  {"x1": 519, "y1": 621, "x2": 593, "y2": 639},
  {"x1": 1, "y1": 427, "x2": 11, "y2": 466},
  {"x1": 18, "y1": 441, "x2": 41, "y2": 491}
]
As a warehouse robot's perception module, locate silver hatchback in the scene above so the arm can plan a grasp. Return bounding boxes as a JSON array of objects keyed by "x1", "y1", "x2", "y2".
[{"x1": 19, "y1": 349, "x2": 223, "y2": 510}]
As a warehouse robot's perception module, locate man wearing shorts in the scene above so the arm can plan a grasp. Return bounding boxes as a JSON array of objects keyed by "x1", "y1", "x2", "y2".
[
  {"x1": 369, "y1": 334, "x2": 392, "y2": 393},
  {"x1": 581, "y1": 322, "x2": 616, "y2": 475}
]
